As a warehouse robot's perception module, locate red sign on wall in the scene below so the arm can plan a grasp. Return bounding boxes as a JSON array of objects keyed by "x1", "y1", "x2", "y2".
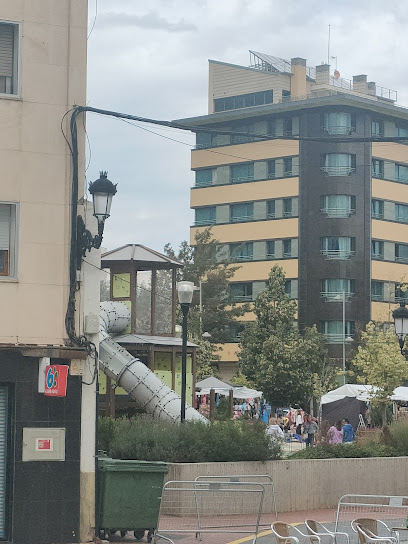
[
  {"x1": 44, "y1": 365, "x2": 69, "y2": 397},
  {"x1": 36, "y1": 439, "x2": 53, "y2": 451}
]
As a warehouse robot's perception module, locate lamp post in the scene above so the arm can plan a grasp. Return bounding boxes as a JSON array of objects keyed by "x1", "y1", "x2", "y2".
[
  {"x1": 392, "y1": 302, "x2": 408, "y2": 355},
  {"x1": 177, "y1": 281, "x2": 195, "y2": 422},
  {"x1": 76, "y1": 171, "x2": 117, "y2": 269},
  {"x1": 335, "y1": 291, "x2": 353, "y2": 385}
]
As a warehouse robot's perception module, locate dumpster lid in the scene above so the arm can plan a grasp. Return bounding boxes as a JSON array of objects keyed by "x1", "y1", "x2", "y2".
[{"x1": 98, "y1": 458, "x2": 168, "y2": 473}]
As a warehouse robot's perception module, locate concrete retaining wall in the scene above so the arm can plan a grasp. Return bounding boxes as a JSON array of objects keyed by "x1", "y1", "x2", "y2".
[{"x1": 165, "y1": 457, "x2": 408, "y2": 513}]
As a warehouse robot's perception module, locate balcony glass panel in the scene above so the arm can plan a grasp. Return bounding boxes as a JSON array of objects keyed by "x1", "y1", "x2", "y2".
[
  {"x1": 323, "y1": 112, "x2": 353, "y2": 135},
  {"x1": 195, "y1": 169, "x2": 213, "y2": 187},
  {"x1": 320, "y1": 279, "x2": 355, "y2": 301},
  {"x1": 321, "y1": 237, "x2": 354, "y2": 259},
  {"x1": 230, "y1": 242, "x2": 253, "y2": 262},
  {"x1": 230, "y1": 202, "x2": 254, "y2": 223},
  {"x1": 195, "y1": 207, "x2": 216, "y2": 226},
  {"x1": 321, "y1": 153, "x2": 355, "y2": 176},
  {"x1": 395, "y1": 204, "x2": 408, "y2": 223},
  {"x1": 321, "y1": 320, "x2": 355, "y2": 343},
  {"x1": 231, "y1": 163, "x2": 254, "y2": 183},
  {"x1": 321, "y1": 195, "x2": 355, "y2": 218}
]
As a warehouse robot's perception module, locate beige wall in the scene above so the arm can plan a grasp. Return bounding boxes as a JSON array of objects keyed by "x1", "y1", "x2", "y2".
[
  {"x1": 208, "y1": 61, "x2": 291, "y2": 113},
  {"x1": 371, "y1": 301, "x2": 398, "y2": 323},
  {"x1": 231, "y1": 260, "x2": 298, "y2": 282},
  {"x1": 0, "y1": 1, "x2": 87, "y2": 344},
  {"x1": 191, "y1": 178, "x2": 299, "y2": 207},
  {"x1": 372, "y1": 142, "x2": 408, "y2": 163},
  {"x1": 191, "y1": 219, "x2": 298, "y2": 245},
  {"x1": 372, "y1": 261, "x2": 408, "y2": 282},
  {"x1": 372, "y1": 219, "x2": 408, "y2": 243},
  {"x1": 217, "y1": 342, "x2": 239, "y2": 362},
  {"x1": 372, "y1": 178, "x2": 408, "y2": 202},
  {"x1": 165, "y1": 457, "x2": 408, "y2": 513},
  {"x1": 192, "y1": 140, "x2": 299, "y2": 169}
]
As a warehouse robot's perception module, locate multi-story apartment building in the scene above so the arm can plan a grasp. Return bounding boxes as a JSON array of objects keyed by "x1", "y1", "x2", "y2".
[
  {"x1": 0, "y1": 4, "x2": 94, "y2": 543},
  {"x1": 178, "y1": 51, "x2": 408, "y2": 381}
]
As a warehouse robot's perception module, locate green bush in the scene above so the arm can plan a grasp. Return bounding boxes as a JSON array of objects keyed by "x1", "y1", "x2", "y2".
[
  {"x1": 99, "y1": 416, "x2": 281, "y2": 462},
  {"x1": 288, "y1": 442, "x2": 397, "y2": 460},
  {"x1": 389, "y1": 418, "x2": 408, "y2": 455}
]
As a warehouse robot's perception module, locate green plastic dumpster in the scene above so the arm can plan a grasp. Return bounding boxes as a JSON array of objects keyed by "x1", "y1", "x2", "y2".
[{"x1": 98, "y1": 457, "x2": 168, "y2": 541}]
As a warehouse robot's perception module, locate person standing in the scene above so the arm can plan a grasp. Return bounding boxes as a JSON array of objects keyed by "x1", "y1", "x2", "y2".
[
  {"x1": 342, "y1": 418, "x2": 355, "y2": 443},
  {"x1": 295, "y1": 410, "x2": 303, "y2": 436},
  {"x1": 303, "y1": 414, "x2": 318, "y2": 447},
  {"x1": 327, "y1": 420, "x2": 343, "y2": 444}
]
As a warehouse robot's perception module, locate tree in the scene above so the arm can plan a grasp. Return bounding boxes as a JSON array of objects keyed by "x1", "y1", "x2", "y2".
[
  {"x1": 239, "y1": 265, "x2": 327, "y2": 408},
  {"x1": 352, "y1": 321, "x2": 408, "y2": 426},
  {"x1": 164, "y1": 228, "x2": 248, "y2": 377}
]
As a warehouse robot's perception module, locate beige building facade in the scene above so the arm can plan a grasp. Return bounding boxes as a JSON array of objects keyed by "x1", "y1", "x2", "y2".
[
  {"x1": 0, "y1": 2, "x2": 93, "y2": 543},
  {"x1": 178, "y1": 51, "x2": 408, "y2": 381}
]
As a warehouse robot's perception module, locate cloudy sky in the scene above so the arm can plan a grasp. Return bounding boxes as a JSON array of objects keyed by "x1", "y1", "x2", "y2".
[{"x1": 86, "y1": 0, "x2": 408, "y2": 254}]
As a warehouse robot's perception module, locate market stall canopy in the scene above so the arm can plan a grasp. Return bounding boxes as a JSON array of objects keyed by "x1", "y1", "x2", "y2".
[
  {"x1": 233, "y1": 386, "x2": 263, "y2": 399},
  {"x1": 321, "y1": 384, "x2": 376, "y2": 405},
  {"x1": 390, "y1": 387, "x2": 408, "y2": 401},
  {"x1": 195, "y1": 377, "x2": 232, "y2": 390}
]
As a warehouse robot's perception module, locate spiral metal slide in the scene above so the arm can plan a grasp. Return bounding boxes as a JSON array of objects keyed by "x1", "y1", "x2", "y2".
[{"x1": 99, "y1": 301, "x2": 207, "y2": 423}]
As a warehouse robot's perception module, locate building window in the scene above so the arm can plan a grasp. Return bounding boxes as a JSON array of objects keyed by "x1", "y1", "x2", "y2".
[
  {"x1": 372, "y1": 159, "x2": 384, "y2": 179},
  {"x1": 321, "y1": 320, "x2": 355, "y2": 343},
  {"x1": 371, "y1": 120, "x2": 383, "y2": 137},
  {"x1": 229, "y1": 242, "x2": 253, "y2": 262},
  {"x1": 282, "y1": 90, "x2": 291, "y2": 101},
  {"x1": 283, "y1": 198, "x2": 292, "y2": 217},
  {"x1": 195, "y1": 169, "x2": 213, "y2": 187},
  {"x1": 214, "y1": 90, "x2": 273, "y2": 112},
  {"x1": 371, "y1": 240, "x2": 384, "y2": 260},
  {"x1": 372, "y1": 200, "x2": 384, "y2": 219},
  {"x1": 283, "y1": 157, "x2": 293, "y2": 176},
  {"x1": 283, "y1": 239, "x2": 292, "y2": 258},
  {"x1": 284, "y1": 280, "x2": 292, "y2": 296},
  {"x1": 371, "y1": 281, "x2": 384, "y2": 301},
  {"x1": 395, "y1": 243, "x2": 408, "y2": 263},
  {"x1": 196, "y1": 132, "x2": 214, "y2": 149},
  {"x1": 266, "y1": 240, "x2": 275, "y2": 258},
  {"x1": 230, "y1": 202, "x2": 254, "y2": 223},
  {"x1": 267, "y1": 200, "x2": 275, "y2": 219},
  {"x1": 0, "y1": 22, "x2": 19, "y2": 96},
  {"x1": 396, "y1": 126, "x2": 408, "y2": 139},
  {"x1": 231, "y1": 124, "x2": 254, "y2": 144},
  {"x1": 395, "y1": 164, "x2": 408, "y2": 184},
  {"x1": 395, "y1": 204, "x2": 408, "y2": 223},
  {"x1": 322, "y1": 112, "x2": 354, "y2": 135},
  {"x1": 268, "y1": 160, "x2": 276, "y2": 179},
  {"x1": 395, "y1": 284, "x2": 408, "y2": 303},
  {"x1": 320, "y1": 195, "x2": 355, "y2": 218},
  {"x1": 0, "y1": 203, "x2": 17, "y2": 277},
  {"x1": 230, "y1": 282, "x2": 253, "y2": 302},
  {"x1": 321, "y1": 153, "x2": 356, "y2": 176},
  {"x1": 283, "y1": 118, "x2": 292, "y2": 136},
  {"x1": 321, "y1": 237, "x2": 355, "y2": 259},
  {"x1": 194, "y1": 207, "x2": 216, "y2": 226},
  {"x1": 230, "y1": 163, "x2": 254, "y2": 183},
  {"x1": 320, "y1": 279, "x2": 355, "y2": 301}
]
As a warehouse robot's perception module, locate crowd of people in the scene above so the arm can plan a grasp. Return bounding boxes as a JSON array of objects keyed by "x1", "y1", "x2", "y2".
[{"x1": 266, "y1": 408, "x2": 356, "y2": 446}]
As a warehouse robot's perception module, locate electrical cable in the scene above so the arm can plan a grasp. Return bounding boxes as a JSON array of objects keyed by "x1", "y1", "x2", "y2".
[{"x1": 87, "y1": 0, "x2": 98, "y2": 40}]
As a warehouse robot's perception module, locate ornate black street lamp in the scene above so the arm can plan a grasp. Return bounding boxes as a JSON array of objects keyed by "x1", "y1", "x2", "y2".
[
  {"x1": 176, "y1": 281, "x2": 195, "y2": 422},
  {"x1": 76, "y1": 171, "x2": 117, "y2": 269},
  {"x1": 392, "y1": 302, "x2": 408, "y2": 355}
]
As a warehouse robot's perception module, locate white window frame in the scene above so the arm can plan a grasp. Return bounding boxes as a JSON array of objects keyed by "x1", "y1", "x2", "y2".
[
  {"x1": 0, "y1": 20, "x2": 21, "y2": 99},
  {"x1": 0, "y1": 202, "x2": 18, "y2": 280}
]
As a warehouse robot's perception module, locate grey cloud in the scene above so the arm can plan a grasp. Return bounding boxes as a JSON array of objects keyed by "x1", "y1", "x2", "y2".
[{"x1": 98, "y1": 11, "x2": 197, "y2": 32}]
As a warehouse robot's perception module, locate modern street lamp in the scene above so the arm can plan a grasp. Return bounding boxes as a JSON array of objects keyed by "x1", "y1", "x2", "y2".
[
  {"x1": 335, "y1": 291, "x2": 353, "y2": 385},
  {"x1": 177, "y1": 281, "x2": 195, "y2": 422},
  {"x1": 76, "y1": 171, "x2": 117, "y2": 269},
  {"x1": 392, "y1": 302, "x2": 408, "y2": 354}
]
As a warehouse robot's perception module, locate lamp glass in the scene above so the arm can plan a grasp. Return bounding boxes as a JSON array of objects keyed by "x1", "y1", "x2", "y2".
[
  {"x1": 92, "y1": 192, "x2": 113, "y2": 222},
  {"x1": 177, "y1": 281, "x2": 195, "y2": 304},
  {"x1": 394, "y1": 315, "x2": 408, "y2": 338}
]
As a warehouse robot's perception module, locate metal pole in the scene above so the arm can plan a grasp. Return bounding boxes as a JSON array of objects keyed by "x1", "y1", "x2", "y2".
[
  {"x1": 199, "y1": 278, "x2": 202, "y2": 334},
  {"x1": 342, "y1": 290, "x2": 346, "y2": 385},
  {"x1": 181, "y1": 303, "x2": 189, "y2": 422}
]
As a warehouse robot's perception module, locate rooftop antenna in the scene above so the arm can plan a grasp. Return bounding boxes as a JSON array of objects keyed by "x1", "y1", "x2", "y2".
[{"x1": 327, "y1": 23, "x2": 331, "y2": 65}]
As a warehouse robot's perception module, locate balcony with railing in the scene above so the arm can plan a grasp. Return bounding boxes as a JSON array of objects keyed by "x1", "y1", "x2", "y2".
[
  {"x1": 321, "y1": 206, "x2": 355, "y2": 218},
  {"x1": 324, "y1": 333, "x2": 354, "y2": 344},
  {"x1": 231, "y1": 294, "x2": 253, "y2": 302},
  {"x1": 194, "y1": 218, "x2": 216, "y2": 226},
  {"x1": 230, "y1": 214, "x2": 254, "y2": 223},
  {"x1": 230, "y1": 175, "x2": 254, "y2": 184},
  {"x1": 320, "y1": 291, "x2": 354, "y2": 302},
  {"x1": 321, "y1": 249, "x2": 355, "y2": 260},
  {"x1": 321, "y1": 165, "x2": 356, "y2": 176},
  {"x1": 230, "y1": 254, "x2": 253, "y2": 262}
]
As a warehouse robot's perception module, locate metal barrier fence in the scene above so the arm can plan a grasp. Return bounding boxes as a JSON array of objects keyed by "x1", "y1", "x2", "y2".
[
  {"x1": 195, "y1": 474, "x2": 278, "y2": 521},
  {"x1": 155, "y1": 480, "x2": 265, "y2": 544},
  {"x1": 335, "y1": 494, "x2": 408, "y2": 534}
]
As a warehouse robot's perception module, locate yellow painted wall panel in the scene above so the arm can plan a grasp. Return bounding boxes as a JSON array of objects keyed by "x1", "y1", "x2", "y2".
[
  {"x1": 112, "y1": 273, "x2": 131, "y2": 298},
  {"x1": 217, "y1": 343, "x2": 239, "y2": 362},
  {"x1": 191, "y1": 178, "x2": 299, "y2": 207},
  {"x1": 372, "y1": 219, "x2": 408, "y2": 243},
  {"x1": 232, "y1": 260, "x2": 298, "y2": 281},
  {"x1": 191, "y1": 218, "x2": 298, "y2": 244},
  {"x1": 371, "y1": 301, "x2": 397, "y2": 323},
  {"x1": 372, "y1": 261, "x2": 408, "y2": 282},
  {"x1": 191, "y1": 140, "x2": 299, "y2": 169},
  {"x1": 372, "y1": 143, "x2": 408, "y2": 163},
  {"x1": 372, "y1": 178, "x2": 408, "y2": 203}
]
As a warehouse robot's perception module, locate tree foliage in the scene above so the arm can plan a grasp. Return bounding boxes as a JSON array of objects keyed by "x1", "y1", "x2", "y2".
[
  {"x1": 352, "y1": 321, "x2": 408, "y2": 425},
  {"x1": 239, "y1": 265, "x2": 327, "y2": 407},
  {"x1": 164, "y1": 228, "x2": 248, "y2": 377}
]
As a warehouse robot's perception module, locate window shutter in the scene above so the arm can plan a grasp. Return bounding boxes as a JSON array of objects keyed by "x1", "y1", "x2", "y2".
[
  {"x1": 0, "y1": 24, "x2": 14, "y2": 78},
  {"x1": 0, "y1": 387, "x2": 8, "y2": 538},
  {"x1": 0, "y1": 206, "x2": 10, "y2": 251}
]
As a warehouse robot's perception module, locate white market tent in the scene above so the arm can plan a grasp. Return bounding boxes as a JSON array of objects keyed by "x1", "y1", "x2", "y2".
[
  {"x1": 196, "y1": 377, "x2": 263, "y2": 399},
  {"x1": 195, "y1": 377, "x2": 233, "y2": 391},
  {"x1": 321, "y1": 384, "x2": 408, "y2": 405}
]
